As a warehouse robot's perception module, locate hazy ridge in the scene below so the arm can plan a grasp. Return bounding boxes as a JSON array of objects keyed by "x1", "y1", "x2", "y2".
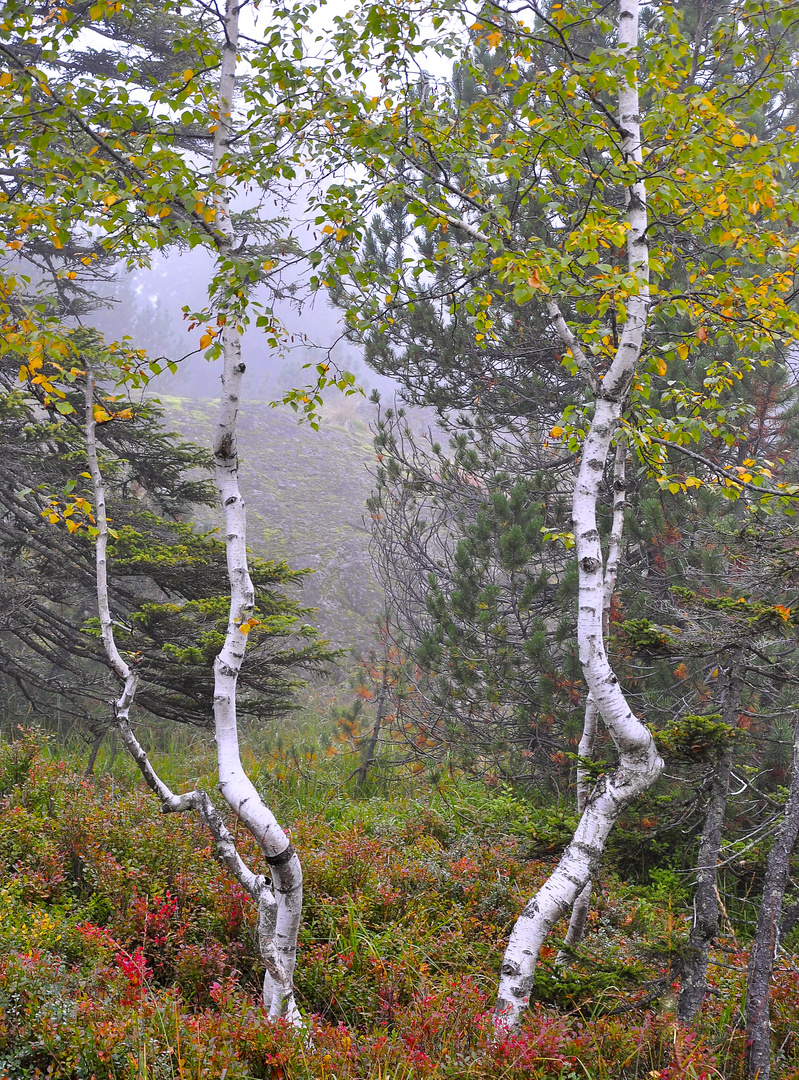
[{"x1": 162, "y1": 395, "x2": 383, "y2": 661}]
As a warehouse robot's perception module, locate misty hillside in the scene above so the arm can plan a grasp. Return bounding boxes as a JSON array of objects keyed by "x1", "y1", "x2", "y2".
[{"x1": 162, "y1": 394, "x2": 382, "y2": 660}]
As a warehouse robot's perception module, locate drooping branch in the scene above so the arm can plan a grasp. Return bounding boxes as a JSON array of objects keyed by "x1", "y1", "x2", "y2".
[{"x1": 84, "y1": 367, "x2": 138, "y2": 724}]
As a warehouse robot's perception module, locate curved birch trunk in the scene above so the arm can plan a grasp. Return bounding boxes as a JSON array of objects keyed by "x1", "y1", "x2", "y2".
[
  {"x1": 83, "y1": 0, "x2": 303, "y2": 1021},
  {"x1": 85, "y1": 361, "x2": 302, "y2": 1021},
  {"x1": 555, "y1": 695, "x2": 598, "y2": 961},
  {"x1": 496, "y1": 0, "x2": 664, "y2": 1027},
  {"x1": 209, "y1": 0, "x2": 302, "y2": 1021},
  {"x1": 557, "y1": 439, "x2": 627, "y2": 962}
]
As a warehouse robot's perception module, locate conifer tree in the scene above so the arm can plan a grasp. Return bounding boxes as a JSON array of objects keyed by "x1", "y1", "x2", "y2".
[{"x1": 0, "y1": 336, "x2": 334, "y2": 735}]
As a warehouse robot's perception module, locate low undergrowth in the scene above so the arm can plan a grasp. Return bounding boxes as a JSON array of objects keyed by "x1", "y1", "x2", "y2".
[{"x1": 0, "y1": 729, "x2": 795, "y2": 1080}]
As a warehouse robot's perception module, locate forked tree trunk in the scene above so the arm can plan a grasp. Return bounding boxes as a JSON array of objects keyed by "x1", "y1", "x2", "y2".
[
  {"x1": 678, "y1": 660, "x2": 741, "y2": 1023},
  {"x1": 496, "y1": 0, "x2": 664, "y2": 1027},
  {"x1": 745, "y1": 718, "x2": 799, "y2": 1080}
]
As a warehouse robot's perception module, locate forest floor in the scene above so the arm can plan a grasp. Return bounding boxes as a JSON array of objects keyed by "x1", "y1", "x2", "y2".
[{"x1": 2, "y1": 710, "x2": 798, "y2": 1080}]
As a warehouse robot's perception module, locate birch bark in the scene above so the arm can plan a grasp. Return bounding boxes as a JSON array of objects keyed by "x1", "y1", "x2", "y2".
[
  {"x1": 209, "y1": 0, "x2": 303, "y2": 1021},
  {"x1": 84, "y1": 360, "x2": 302, "y2": 1020},
  {"x1": 82, "y1": 0, "x2": 304, "y2": 1020},
  {"x1": 556, "y1": 439, "x2": 628, "y2": 962},
  {"x1": 496, "y1": 0, "x2": 663, "y2": 1027}
]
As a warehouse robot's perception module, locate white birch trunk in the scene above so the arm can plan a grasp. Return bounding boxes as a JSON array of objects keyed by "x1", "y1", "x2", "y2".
[
  {"x1": 84, "y1": 366, "x2": 300, "y2": 1020},
  {"x1": 497, "y1": 0, "x2": 663, "y2": 1027},
  {"x1": 210, "y1": 0, "x2": 303, "y2": 1022},
  {"x1": 84, "y1": 0, "x2": 303, "y2": 1021},
  {"x1": 556, "y1": 438, "x2": 628, "y2": 961},
  {"x1": 84, "y1": 370, "x2": 139, "y2": 725}
]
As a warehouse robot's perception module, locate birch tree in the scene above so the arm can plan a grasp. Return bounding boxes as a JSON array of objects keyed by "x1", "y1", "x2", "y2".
[
  {"x1": 0, "y1": 0, "x2": 352, "y2": 1018},
  {"x1": 312, "y1": 0, "x2": 799, "y2": 1026}
]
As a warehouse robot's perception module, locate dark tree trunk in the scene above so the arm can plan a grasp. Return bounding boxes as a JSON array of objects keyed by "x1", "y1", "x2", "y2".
[
  {"x1": 85, "y1": 731, "x2": 104, "y2": 776},
  {"x1": 678, "y1": 744, "x2": 732, "y2": 1021},
  {"x1": 107, "y1": 729, "x2": 118, "y2": 772},
  {"x1": 355, "y1": 678, "x2": 387, "y2": 792},
  {"x1": 678, "y1": 663, "x2": 741, "y2": 1022},
  {"x1": 745, "y1": 719, "x2": 799, "y2": 1080}
]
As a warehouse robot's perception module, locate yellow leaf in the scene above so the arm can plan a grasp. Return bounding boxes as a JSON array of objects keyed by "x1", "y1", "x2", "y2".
[
  {"x1": 653, "y1": 356, "x2": 667, "y2": 376},
  {"x1": 486, "y1": 31, "x2": 503, "y2": 48},
  {"x1": 48, "y1": 513, "x2": 60, "y2": 524},
  {"x1": 114, "y1": 408, "x2": 133, "y2": 420},
  {"x1": 775, "y1": 605, "x2": 791, "y2": 622},
  {"x1": 93, "y1": 406, "x2": 112, "y2": 424},
  {"x1": 528, "y1": 268, "x2": 544, "y2": 289},
  {"x1": 685, "y1": 476, "x2": 702, "y2": 488},
  {"x1": 182, "y1": 69, "x2": 194, "y2": 81},
  {"x1": 65, "y1": 519, "x2": 80, "y2": 533},
  {"x1": 199, "y1": 333, "x2": 213, "y2": 349},
  {"x1": 730, "y1": 132, "x2": 749, "y2": 147},
  {"x1": 0, "y1": 73, "x2": 11, "y2": 88},
  {"x1": 677, "y1": 343, "x2": 689, "y2": 360},
  {"x1": 335, "y1": 228, "x2": 348, "y2": 241},
  {"x1": 550, "y1": 425, "x2": 564, "y2": 438}
]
